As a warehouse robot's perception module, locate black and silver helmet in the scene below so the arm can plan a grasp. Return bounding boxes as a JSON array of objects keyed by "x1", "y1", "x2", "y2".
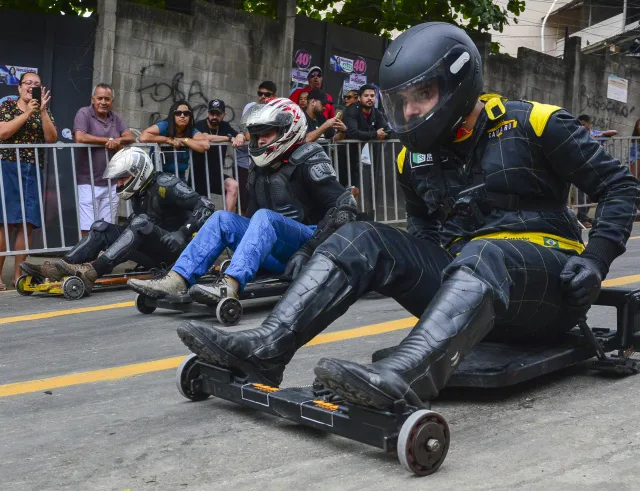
[{"x1": 379, "y1": 22, "x2": 483, "y2": 153}]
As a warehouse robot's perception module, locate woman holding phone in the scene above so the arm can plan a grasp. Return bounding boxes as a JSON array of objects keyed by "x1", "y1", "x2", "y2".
[{"x1": 0, "y1": 71, "x2": 56, "y2": 290}]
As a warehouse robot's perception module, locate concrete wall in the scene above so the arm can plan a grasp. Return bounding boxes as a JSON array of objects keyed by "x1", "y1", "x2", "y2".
[{"x1": 94, "y1": 0, "x2": 295, "y2": 131}]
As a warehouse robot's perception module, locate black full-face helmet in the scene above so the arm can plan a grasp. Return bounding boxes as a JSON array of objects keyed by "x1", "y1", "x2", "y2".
[{"x1": 379, "y1": 22, "x2": 483, "y2": 153}]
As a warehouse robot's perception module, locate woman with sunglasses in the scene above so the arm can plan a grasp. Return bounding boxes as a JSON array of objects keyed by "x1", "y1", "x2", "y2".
[
  {"x1": 140, "y1": 100, "x2": 209, "y2": 181},
  {"x1": 343, "y1": 90, "x2": 359, "y2": 107}
]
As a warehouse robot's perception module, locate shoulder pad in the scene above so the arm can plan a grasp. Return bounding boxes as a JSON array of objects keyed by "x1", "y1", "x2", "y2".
[
  {"x1": 174, "y1": 180, "x2": 198, "y2": 199},
  {"x1": 484, "y1": 97, "x2": 507, "y2": 121},
  {"x1": 397, "y1": 147, "x2": 407, "y2": 174},
  {"x1": 289, "y1": 143, "x2": 326, "y2": 166},
  {"x1": 525, "y1": 101, "x2": 562, "y2": 137},
  {"x1": 156, "y1": 173, "x2": 181, "y2": 186},
  {"x1": 479, "y1": 93, "x2": 507, "y2": 103},
  {"x1": 307, "y1": 161, "x2": 336, "y2": 183}
]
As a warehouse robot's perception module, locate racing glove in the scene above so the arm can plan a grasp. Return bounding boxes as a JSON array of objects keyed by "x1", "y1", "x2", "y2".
[
  {"x1": 160, "y1": 231, "x2": 187, "y2": 254},
  {"x1": 283, "y1": 245, "x2": 313, "y2": 281},
  {"x1": 560, "y1": 255, "x2": 603, "y2": 314}
]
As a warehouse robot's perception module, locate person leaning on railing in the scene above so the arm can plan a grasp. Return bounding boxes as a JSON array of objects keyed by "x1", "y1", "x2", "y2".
[
  {"x1": 73, "y1": 83, "x2": 136, "y2": 236},
  {"x1": 139, "y1": 100, "x2": 209, "y2": 181},
  {"x1": 0, "y1": 71, "x2": 57, "y2": 290}
]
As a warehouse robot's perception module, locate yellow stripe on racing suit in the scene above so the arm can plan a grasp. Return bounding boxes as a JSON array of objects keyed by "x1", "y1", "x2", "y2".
[{"x1": 467, "y1": 231, "x2": 585, "y2": 254}]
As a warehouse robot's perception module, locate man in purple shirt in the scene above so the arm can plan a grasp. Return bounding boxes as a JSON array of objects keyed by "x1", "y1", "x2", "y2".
[{"x1": 74, "y1": 83, "x2": 136, "y2": 234}]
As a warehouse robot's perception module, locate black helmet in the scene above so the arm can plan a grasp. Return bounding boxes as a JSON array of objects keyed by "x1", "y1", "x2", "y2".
[{"x1": 379, "y1": 22, "x2": 483, "y2": 153}]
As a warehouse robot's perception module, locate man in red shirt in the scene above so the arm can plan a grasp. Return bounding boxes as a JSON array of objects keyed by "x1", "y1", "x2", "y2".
[{"x1": 290, "y1": 66, "x2": 335, "y2": 119}]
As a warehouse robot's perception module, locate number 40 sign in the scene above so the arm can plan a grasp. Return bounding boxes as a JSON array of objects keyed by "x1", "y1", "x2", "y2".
[{"x1": 294, "y1": 50, "x2": 311, "y2": 70}]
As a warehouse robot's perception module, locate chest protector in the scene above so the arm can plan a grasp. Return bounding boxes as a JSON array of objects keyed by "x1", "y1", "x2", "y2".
[
  {"x1": 131, "y1": 174, "x2": 190, "y2": 230},
  {"x1": 249, "y1": 163, "x2": 307, "y2": 223}
]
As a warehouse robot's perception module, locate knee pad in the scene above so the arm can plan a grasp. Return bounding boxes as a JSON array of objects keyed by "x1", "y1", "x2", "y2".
[
  {"x1": 90, "y1": 220, "x2": 110, "y2": 232},
  {"x1": 129, "y1": 214, "x2": 154, "y2": 235},
  {"x1": 102, "y1": 228, "x2": 137, "y2": 262}
]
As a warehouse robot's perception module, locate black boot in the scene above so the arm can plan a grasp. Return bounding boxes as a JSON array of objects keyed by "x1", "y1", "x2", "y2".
[
  {"x1": 314, "y1": 269, "x2": 495, "y2": 409},
  {"x1": 177, "y1": 254, "x2": 355, "y2": 386}
]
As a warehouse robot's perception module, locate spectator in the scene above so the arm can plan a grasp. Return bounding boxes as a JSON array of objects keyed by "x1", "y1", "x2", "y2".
[
  {"x1": 7, "y1": 67, "x2": 19, "y2": 85},
  {"x1": 73, "y1": 83, "x2": 136, "y2": 235},
  {"x1": 0, "y1": 71, "x2": 57, "y2": 290},
  {"x1": 629, "y1": 119, "x2": 640, "y2": 178},
  {"x1": 290, "y1": 66, "x2": 336, "y2": 119},
  {"x1": 139, "y1": 100, "x2": 209, "y2": 181},
  {"x1": 343, "y1": 90, "x2": 359, "y2": 107},
  {"x1": 304, "y1": 89, "x2": 345, "y2": 143},
  {"x1": 340, "y1": 84, "x2": 389, "y2": 188},
  {"x1": 237, "y1": 81, "x2": 278, "y2": 214},
  {"x1": 298, "y1": 91, "x2": 309, "y2": 111},
  {"x1": 577, "y1": 114, "x2": 617, "y2": 140},
  {"x1": 193, "y1": 99, "x2": 244, "y2": 212}
]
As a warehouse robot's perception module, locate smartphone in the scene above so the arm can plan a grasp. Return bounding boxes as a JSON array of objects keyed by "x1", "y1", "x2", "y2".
[
  {"x1": 31, "y1": 86, "x2": 41, "y2": 103},
  {"x1": 335, "y1": 111, "x2": 343, "y2": 120}
]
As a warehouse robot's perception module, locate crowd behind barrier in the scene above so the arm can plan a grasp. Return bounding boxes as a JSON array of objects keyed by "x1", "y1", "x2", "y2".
[{"x1": 1, "y1": 137, "x2": 639, "y2": 258}]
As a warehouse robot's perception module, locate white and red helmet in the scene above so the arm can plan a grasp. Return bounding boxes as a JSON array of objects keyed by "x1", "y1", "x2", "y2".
[{"x1": 243, "y1": 97, "x2": 307, "y2": 168}]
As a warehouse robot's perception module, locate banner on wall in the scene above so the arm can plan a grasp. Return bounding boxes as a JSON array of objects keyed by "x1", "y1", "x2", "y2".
[
  {"x1": 291, "y1": 69, "x2": 309, "y2": 85},
  {"x1": 330, "y1": 55, "x2": 354, "y2": 73},
  {"x1": 342, "y1": 73, "x2": 368, "y2": 94},
  {"x1": 0, "y1": 65, "x2": 38, "y2": 85}
]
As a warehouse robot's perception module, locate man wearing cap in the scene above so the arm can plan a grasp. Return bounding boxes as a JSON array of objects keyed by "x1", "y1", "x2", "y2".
[
  {"x1": 304, "y1": 89, "x2": 346, "y2": 143},
  {"x1": 290, "y1": 66, "x2": 336, "y2": 119},
  {"x1": 193, "y1": 99, "x2": 244, "y2": 212}
]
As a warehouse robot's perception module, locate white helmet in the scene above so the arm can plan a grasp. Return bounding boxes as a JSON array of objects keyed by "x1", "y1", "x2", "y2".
[
  {"x1": 103, "y1": 147, "x2": 154, "y2": 200},
  {"x1": 243, "y1": 97, "x2": 307, "y2": 167}
]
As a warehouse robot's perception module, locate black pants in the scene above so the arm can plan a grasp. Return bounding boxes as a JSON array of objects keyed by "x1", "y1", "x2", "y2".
[
  {"x1": 64, "y1": 221, "x2": 181, "y2": 272},
  {"x1": 316, "y1": 222, "x2": 580, "y2": 340}
]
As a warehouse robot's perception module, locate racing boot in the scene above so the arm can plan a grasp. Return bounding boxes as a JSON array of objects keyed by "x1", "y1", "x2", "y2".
[
  {"x1": 19, "y1": 261, "x2": 65, "y2": 281},
  {"x1": 314, "y1": 269, "x2": 496, "y2": 410},
  {"x1": 55, "y1": 260, "x2": 99, "y2": 292},
  {"x1": 128, "y1": 270, "x2": 188, "y2": 299},
  {"x1": 188, "y1": 275, "x2": 239, "y2": 306},
  {"x1": 177, "y1": 253, "x2": 355, "y2": 387}
]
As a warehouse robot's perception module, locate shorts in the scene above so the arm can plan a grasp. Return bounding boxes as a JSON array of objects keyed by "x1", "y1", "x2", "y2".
[
  {"x1": 78, "y1": 184, "x2": 119, "y2": 231},
  {"x1": 0, "y1": 159, "x2": 44, "y2": 228}
]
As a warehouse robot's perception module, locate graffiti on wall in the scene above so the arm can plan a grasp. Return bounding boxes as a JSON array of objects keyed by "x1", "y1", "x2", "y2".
[
  {"x1": 137, "y1": 63, "x2": 236, "y2": 126},
  {"x1": 579, "y1": 84, "x2": 635, "y2": 129}
]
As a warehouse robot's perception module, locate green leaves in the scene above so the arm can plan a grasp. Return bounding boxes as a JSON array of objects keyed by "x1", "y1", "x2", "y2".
[{"x1": 0, "y1": 0, "x2": 164, "y2": 15}]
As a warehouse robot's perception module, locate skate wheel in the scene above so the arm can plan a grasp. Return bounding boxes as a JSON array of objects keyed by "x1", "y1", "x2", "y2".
[
  {"x1": 135, "y1": 293, "x2": 157, "y2": 314},
  {"x1": 216, "y1": 297, "x2": 242, "y2": 326},
  {"x1": 397, "y1": 409, "x2": 450, "y2": 476},
  {"x1": 15, "y1": 275, "x2": 33, "y2": 296},
  {"x1": 62, "y1": 276, "x2": 85, "y2": 300},
  {"x1": 176, "y1": 353, "x2": 209, "y2": 402}
]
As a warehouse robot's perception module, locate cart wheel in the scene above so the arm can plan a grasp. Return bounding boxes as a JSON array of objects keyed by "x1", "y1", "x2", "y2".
[
  {"x1": 219, "y1": 259, "x2": 231, "y2": 276},
  {"x1": 15, "y1": 275, "x2": 33, "y2": 296},
  {"x1": 62, "y1": 276, "x2": 86, "y2": 300},
  {"x1": 397, "y1": 409, "x2": 450, "y2": 476},
  {"x1": 135, "y1": 293, "x2": 157, "y2": 314},
  {"x1": 176, "y1": 353, "x2": 210, "y2": 402},
  {"x1": 216, "y1": 297, "x2": 243, "y2": 326}
]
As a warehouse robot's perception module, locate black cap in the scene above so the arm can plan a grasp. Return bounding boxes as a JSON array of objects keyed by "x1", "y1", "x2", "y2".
[
  {"x1": 307, "y1": 89, "x2": 328, "y2": 104},
  {"x1": 208, "y1": 99, "x2": 226, "y2": 113}
]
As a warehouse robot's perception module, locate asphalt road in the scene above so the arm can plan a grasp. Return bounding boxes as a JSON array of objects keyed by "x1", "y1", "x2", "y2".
[{"x1": 2, "y1": 229, "x2": 640, "y2": 491}]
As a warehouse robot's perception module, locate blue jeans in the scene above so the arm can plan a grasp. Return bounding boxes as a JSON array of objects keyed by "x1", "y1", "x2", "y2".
[
  {"x1": 172, "y1": 209, "x2": 316, "y2": 290},
  {"x1": 0, "y1": 160, "x2": 43, "y2": 227}
]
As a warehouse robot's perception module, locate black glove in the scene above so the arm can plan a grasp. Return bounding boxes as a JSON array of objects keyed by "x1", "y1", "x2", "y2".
[
  {"x1": 560, "y1": 255, "x2": 603, "y2": 314},
  {"x1": 284, "y1": 248, "x2": 312, "y2": 281},
  {"x1": 160, "y1": 231, "x2": 187, "y2": 254}
]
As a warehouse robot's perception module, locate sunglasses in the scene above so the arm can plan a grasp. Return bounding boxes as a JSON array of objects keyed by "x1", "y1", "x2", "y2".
[
  {"x1": 343, "y1": 95, "x2": 355, "y2": 100},
  {"x1": 174, "y1": 110, "x2": 191, "y2": 117},
  {"x1": 309, "y1": 73, "x2": 322, "y2": 78},
  {"x1": 257, "y1": 91, "x2": 273, "y2": 97}
]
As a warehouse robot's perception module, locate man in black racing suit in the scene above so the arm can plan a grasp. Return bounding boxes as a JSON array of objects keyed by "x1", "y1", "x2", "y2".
[
  {"x1": 20, "y1": 147, "x2": 215, "y2": 291},
  {"x1": 128, "y1": 97, "x2": 357, "y2": 304},
  {"x1": 174, "y1": 23, "x2": 640, "y2": 409}
]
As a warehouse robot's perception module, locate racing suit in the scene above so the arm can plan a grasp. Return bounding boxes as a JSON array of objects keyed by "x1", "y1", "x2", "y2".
[
  {"x1": 169, "y1": 142, "x2": 356, "y2": 290},
  {"x1": 177, "y1": 98, "x2": 640, "y2": 406},
  {"x1": 64, "y1": 172, "x2": 215, "y2": 276}
]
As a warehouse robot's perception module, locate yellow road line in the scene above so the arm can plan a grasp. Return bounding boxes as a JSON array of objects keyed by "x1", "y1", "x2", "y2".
[
  {"x1": 0, "y1": 301, "x2": 135, "y2": 325},
  {"x1": 0, "y1": 316, "x2": 416, "y2": 398},
  {"x1": 603, "y1": 274, "x2": 640, "y2": 287}
]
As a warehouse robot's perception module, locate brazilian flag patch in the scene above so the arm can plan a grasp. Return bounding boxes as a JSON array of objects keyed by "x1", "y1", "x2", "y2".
[{"x1": 543, "y1": 237, "x2": 560, "y2": 248}]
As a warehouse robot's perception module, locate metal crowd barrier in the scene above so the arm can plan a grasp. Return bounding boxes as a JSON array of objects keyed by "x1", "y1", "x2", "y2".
[{"x1": 3, "y1": 136, "x2": 637, "y2": 257}]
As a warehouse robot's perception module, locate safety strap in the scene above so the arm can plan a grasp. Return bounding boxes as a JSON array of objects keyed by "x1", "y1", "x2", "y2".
[{"x1": 470, "y1": 231, "x2": 585, "y2": 254}]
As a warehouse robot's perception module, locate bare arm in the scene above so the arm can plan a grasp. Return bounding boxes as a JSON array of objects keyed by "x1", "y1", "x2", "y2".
[
  {"x1": 0, "y1": 110, "x2": 32, "y2": 140},
  {"x1": 183, "y1": 133, "x2": 209, "y2": 153},
  {"x1": 139, "y1": 124, "x2": 174, "y2": 145},
  {"x1": 39, "y1": 88, "x2": 57, "y2": 142},
  {"x1": 305, "y1": 119, "x2": 335, "y2": 143}
]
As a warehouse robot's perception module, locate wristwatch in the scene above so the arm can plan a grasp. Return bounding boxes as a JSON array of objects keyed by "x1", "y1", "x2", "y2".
[{"x1": 183, "y1": 138, "x2": 189, "y2": 144}]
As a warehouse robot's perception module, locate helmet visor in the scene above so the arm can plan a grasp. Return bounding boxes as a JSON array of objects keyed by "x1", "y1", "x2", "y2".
[{"x1": 381, "y1": 47, "x2": 472, "y2": 134}]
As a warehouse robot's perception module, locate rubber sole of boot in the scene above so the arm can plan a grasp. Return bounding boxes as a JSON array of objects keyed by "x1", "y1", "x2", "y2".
[
  {"x1": 314, "y1": 358, "x2": 397, "y2": 411},
  {"x1": 177, "y1": 322, "x2": 281, "y2": 387}
]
